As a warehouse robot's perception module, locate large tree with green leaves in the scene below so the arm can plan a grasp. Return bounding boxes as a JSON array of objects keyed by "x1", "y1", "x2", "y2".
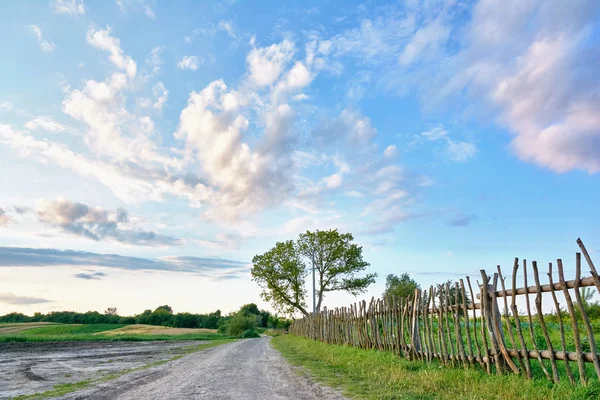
[{"x1": 251, "y1": 229, "x2": 376, "y2": 316}]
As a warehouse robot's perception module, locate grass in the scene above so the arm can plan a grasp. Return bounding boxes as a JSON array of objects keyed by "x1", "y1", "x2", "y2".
[
  {"x1": 272, "y1": 335, "x2": 600, "y2": 400},
  {"x1": 13, "y1": 339, "x2": 237, "y2": 400},
  {"x1": 0, "y1": 323, "x2": 231, "y2": 342}
]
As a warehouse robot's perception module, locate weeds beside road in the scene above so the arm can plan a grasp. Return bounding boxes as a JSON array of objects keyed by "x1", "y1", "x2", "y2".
[{"x1": 271, "y1": 335, "x2": 600, "y2": 400}]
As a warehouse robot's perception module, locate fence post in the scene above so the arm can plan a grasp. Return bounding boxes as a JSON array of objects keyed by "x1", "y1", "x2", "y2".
[
  {"x1": 480, "y1": 270, "x2": 507, "y2": 373},
  {"x1": 410, "y1": 289, "x2": 421, "y2": 357}
]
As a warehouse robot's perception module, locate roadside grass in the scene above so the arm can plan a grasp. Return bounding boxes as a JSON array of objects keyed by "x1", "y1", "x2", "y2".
[
  {"x1": 0, "y1": 323, "x2": 231, "y2": 342},
  {"x1": 13, "y1": 339, "x2": 238, "y2": 400},
  {"x1": 271, "y1": 335, "x2": 600, "y2": 400}
]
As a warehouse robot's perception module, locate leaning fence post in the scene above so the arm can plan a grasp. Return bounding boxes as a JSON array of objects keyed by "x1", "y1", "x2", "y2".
[{"x1": 480, "y1": 270, "x2": 505, "y2": 374}]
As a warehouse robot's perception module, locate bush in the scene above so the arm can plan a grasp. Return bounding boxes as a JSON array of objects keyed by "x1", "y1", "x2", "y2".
[
  {"x1": 226, "y1": 313, "x2": 257, "y2": 337},
  {"x1": 242, "y1": 329, "x2": 260, "y2": 338}
]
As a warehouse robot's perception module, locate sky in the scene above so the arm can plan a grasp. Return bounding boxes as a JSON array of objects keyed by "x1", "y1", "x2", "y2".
[{"x1": 1, "y1": 0, "x2": 599, "y2": 317}]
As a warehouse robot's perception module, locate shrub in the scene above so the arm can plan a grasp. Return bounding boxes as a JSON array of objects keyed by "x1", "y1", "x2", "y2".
[
  {"x1": 242, "y1": 329, "x2": 260, "y2": 338},
  {"x1": 226, "y1": 313, "x2": 257, "y2": 337}
]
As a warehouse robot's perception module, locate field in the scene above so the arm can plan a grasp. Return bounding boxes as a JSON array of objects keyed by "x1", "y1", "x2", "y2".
[
  {"x1": 0, "y1": 339, "x2": 235, "y2": 399},
  {"x1": 272, "y1": 335, "x2": 600, "y2": 400},
  {"x1": 0, "y1": 323, "x2": 227, "y2": 342}
]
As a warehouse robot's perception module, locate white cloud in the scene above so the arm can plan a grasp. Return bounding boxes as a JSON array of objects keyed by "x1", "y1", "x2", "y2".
[
  {"x1": 147, "y1": 46, "x2": 162, "y2": 73},
  {"x1": 177, "y1": 55, "x2": 202, "y2": 71},
  {"x1": 28, "y1": 25, "x2": 56, "y2": 52},
  {"x1": 152, "y1": 82, "x2": 168, "y2": 110},
  {"x1": 25, "y1": 117, "x2": 66, "y2": 133},
  {"x1": 116, "y1": 0, "x2": 155, "y2": 18},
  {"x1": 383, "y1": 144, "x2": 398, "y2": 158},
  {"x1": 421, "y1": 126, "x2": 476, "y2": 162},
  {"x1": 323, "y1": 173, "x2": 343, "y2": 189},
  {"x1": 37, "y1": 198, "x2": 179, "y2": 246},
  {"x1": 399, "y1": 19, "x2": 449, "y2": 65},
  {"x1": 144, "y1": 5, "x2": 155, "y2": 19},
  {"x1": 433, "y1": 0, "x2": 600, "y2": 173},
  {"x1": 447, "y1": 140, "x2": 477, "y2": 162},
  {"x1": 246, "y1": 39, "x2": 295, "y2": 87},
  {"x1": 87, "y1": 27, "x2": 137, "y2": 77},
  {"x1": 218, "y1": 20, "x2": 237, "y2": 39},
  {"x1": 52, "y1": 0, "x2": 85, "y2": 16}
]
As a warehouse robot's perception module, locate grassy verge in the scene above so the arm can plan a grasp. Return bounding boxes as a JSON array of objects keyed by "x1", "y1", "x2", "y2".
[
  {"x1": 271, "y1": 335, "x2": 600, "y2": 400},
  {"x1": 14, "y1": 339, "x2": 237, "y2": 400}
]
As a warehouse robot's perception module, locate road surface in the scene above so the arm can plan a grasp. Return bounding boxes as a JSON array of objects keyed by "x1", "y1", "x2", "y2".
[{"x1": 59, "y1": 337, "x2": 346, "y2": 400}]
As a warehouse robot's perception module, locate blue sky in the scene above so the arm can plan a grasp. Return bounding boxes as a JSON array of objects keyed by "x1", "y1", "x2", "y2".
[{"x1": 1, "y1": 0, "x2": 599, "y2": 316}]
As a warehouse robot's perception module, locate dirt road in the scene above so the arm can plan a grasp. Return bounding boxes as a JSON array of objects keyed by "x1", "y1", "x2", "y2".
[{"x1": 59, "y1": 337, "x2": 346, "y2": 400}]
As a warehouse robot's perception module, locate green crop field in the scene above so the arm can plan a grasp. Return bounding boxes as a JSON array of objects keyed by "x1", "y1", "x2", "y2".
[{"x1": 0, "y1": 323, "x2": 231, "y2": 342}]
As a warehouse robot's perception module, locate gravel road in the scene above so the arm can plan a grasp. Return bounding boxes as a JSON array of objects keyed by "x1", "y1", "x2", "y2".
[{"x1": 58, "y1": 337, "x2": 347, "y2": 400}]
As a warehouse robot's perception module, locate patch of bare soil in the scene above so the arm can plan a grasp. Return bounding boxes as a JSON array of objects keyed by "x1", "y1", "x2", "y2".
[
  {"x1": 99, "y1": 324, "x2": 217, "y2": 336},
  {"x1": 0, "y1": 340, "x2": 206, "y2": 399}
]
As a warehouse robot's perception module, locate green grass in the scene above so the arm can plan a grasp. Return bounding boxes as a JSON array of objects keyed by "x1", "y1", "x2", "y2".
[
  {"x1": 0, "y1": 323, "x2": 231, "y2": 342},
  {"x1": 13, "y1": 339, "x2": 237, "y2": 400},
  {"x1": 20, "y1": 324, "x2": 125, "y2": 335},
  {"x1": 272, "y1": 335, "x2": 600, "y2": 400}
]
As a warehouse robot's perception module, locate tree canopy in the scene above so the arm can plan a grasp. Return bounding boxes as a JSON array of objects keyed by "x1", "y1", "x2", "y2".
[
  {"x1": 251, "y1": 229, "x2": 376, "y2": 316},
  {"x1": 383, "y1": 273, "x2": 420, "y2": 300}
]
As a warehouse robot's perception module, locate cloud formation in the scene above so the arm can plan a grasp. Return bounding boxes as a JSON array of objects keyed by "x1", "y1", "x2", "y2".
[
  {"x1": 0, "y1": 247, "x2": 249, "y2": 278},
  {"x1": 28, "y1": 25, "x2": 56, "y2": 52},
  {"x1": 0, "y1": 292, "x2": 52, "y2": 305},
  {"x1": 177, "y1": 56, "x2": 202, "y2": 71},
  {"x1": 447, "y1": 213, "x2": 477, "y2": 227},
  {"x1": 37, "y1": 198, "x2": 179, "y2": 246},
  {"x1": 52, "y1": 0, "x2": 85, "y2": 16},
  {"x1": 74, "y1": 271, "x2": 107, "y2": 280}
]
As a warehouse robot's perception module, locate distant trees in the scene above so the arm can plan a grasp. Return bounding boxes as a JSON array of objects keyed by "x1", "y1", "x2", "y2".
[
  {"x1": 383, "y1": 273, "x2": 420, "y2": 301},
  {"x1": 252, "y1": 229, "x2": 377, "y2": 316},
  {"x1": 0, "y1": 306, "x2": 223, "y2": 328}
]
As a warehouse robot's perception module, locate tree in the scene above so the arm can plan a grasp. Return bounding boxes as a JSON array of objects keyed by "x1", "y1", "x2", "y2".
[
  {"x1": 252, "y1": 229, "x2": 377, "y2": 316},
  {"x1": 104, "y1": 307, "x2": 118, "y2": 316},
  {"x1": 251, "y1": 240, "x2": 310, "y2": 316},
  {"x1": 383, "y1": 273, "x2": 420, "y2": 301},
  {"x1": 154, "y1": 305, "x2": 173, "y2": 314}
]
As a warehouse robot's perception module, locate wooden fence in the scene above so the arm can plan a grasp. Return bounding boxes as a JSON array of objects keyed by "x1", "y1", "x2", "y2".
[{"x1": 290, "y1": 239, "x2": 600, "y2": 384}]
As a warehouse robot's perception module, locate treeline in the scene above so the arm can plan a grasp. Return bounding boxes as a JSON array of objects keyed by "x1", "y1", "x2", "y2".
[{"x1": 0, "y1": 303, "x2": 292, "y2": 331}]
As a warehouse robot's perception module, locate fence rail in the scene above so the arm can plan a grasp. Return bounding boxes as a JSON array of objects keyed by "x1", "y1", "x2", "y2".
[{"x1": 290, "y1": 238, "x2": 600, "y2": 384}]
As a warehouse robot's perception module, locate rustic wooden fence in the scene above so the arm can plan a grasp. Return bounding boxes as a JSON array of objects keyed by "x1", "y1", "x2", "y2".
[{"x1": 290, "y1": 239, "x2": 600, "y2": 384}]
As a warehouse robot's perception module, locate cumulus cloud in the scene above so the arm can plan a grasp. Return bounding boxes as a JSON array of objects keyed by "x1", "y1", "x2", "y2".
[
  {"x1": 0, "y1": 247, "x2": 249, "y2": 279},
  {"x1": 28, "y1": 25, "x2": 56, "y2": 52},
  {"x1": 246, "y1": 39, "x2": 295, "y2": 86},
  {"x1": 175, "y1": 80, "x2": 293, "y2": 222},
  {"x1": 0, "y1": 292, "x2": 52, "y2": 305},
  {"x1": 433, "y1": 0, "x2": 600, "y2": 173},
  {"x1": 37, "y1": 198, "x2": 179, "y2": 246},
  {"x1": 177, "y1": 55, "x2": 202, "y2": 71}
]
